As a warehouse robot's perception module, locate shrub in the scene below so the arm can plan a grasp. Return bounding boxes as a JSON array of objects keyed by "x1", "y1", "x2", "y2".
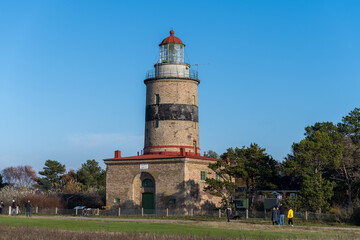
[
  {"x1": 0, "y1": 186, "x2": 37, "y2": 206},
  {"x1": 350, "y1": 208, "x2": 360, "y2": 225},
  {"x1": 19, "y1": 194, "x2": 64, "y2": 209},
  {"x1": 0, "y1": 186, "x2": 64, "y2": 209}
]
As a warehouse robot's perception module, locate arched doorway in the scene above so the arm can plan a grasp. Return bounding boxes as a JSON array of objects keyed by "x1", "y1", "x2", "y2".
[
  {"x1": 133, "y1": 172, "x2": 155, "y2": 214},
  {"x1": 142, "y1": 178, "x2": 155, "y2": 214}
]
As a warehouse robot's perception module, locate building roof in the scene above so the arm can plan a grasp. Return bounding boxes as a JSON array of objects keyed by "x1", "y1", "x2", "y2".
[
  {"x1": 159, "y1": 30, "x2": 184, "y2": 46},
  {"x1": 104, "y1": 153, "x2": 217, "y2": 162}
]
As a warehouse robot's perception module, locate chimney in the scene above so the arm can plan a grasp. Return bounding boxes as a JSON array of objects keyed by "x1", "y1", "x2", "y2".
[
  {"x1": 180, "y1": 148, "x2": 185, "y2": 156},
  {"x1": 114, "y1": 150, "x2": 121, "y2": 159}
]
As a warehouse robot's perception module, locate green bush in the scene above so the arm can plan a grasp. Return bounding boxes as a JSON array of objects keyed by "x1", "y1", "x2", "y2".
[{"x1": 350, "y1": 208, "x2": 360, "y2": 225}]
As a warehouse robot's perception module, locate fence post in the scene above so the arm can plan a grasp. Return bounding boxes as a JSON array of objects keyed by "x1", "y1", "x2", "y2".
[
  {"x1": 118, "y1": 207, "x2": 121, "y2": 217},
  {"x1": 218, "y1": 209, "x2": 221, "y2": 218},
  {"x1": 166, "y1": 208, "x2": 169, "y2": 217},
  {"x1": 246, "y1": 209, "x2": 249, "y2": 219},
  {"x1": 16, "y1": 206, "x2": 19, "y2": 215},
  {"x1": 141, "y1": 208, "x2": 144, "y2": 216},
  {"x1": 36, "y1": 206, "x2": 38, "y2": 214},
  {"x1": 75, "y1": 208, "x2": 78, "y2": 216},
  {"x1": 190, "y1": 209, "x2": 193, "y2": 217},
  {"x1": 264, "y1": 209, "x2": 266, "y2": 219},
  {"x1": 305, "y1": 210, "x2": 308, "y2": 221},
  {"x1": 55, "y1": 207, "x2": 58, "y2": 215},
  {"x1": 8, "y1": 206, "x2": 11, "y2": 215},
  {"x1": 96, "y1": 208, "x2": 99, "y2": 216}
]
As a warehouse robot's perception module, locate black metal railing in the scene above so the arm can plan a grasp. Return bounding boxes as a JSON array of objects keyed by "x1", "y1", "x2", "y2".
[{"x1": 145, "y1": 69, "x2": 198, "y2": 80}]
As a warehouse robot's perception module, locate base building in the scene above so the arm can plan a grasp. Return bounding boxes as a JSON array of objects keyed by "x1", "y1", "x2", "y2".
[{"x1": 104, "y1": 31, "x2": 220, "y2": 214}]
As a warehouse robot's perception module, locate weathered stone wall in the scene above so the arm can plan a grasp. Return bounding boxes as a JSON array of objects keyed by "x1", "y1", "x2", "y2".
[
  {"x1": 184, "y1": 159, "x2": 222, "y2": 210},
  {"x1": 145, "y1": 79, "x2": 199, "y2": 105},
  {"x1": 106, "y1": 158, "x2": 186, "y2": 210},
  {"x1": 105, "y1": 157, "x2": 220, "y2": 212},
  {"x1": 144, "y1": 78, "x2": 200, "y2": 153},
  {"x1": 144, "y1": 121, "x2": 199, "y2": 152}
]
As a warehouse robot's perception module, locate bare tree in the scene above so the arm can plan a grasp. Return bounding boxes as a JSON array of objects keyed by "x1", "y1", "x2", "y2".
[
  {"x1": 1, "y1": 166, "x2": 38, "y2": 188},
  {"x1": 333, "y1": 137, "x2": 360, "y2": 210}
]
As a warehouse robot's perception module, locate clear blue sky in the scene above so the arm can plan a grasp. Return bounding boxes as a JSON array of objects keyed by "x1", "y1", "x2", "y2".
[{"x1": 1, "y1": 0, "x2": 359, "y2": 172}]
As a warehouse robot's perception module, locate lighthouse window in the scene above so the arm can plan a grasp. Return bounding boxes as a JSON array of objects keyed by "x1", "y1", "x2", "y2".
[
  {"x1": 200, "y1": 170, "x2": 206, "y2": 181},
  {"x1": 155, "y1": 94, "x2": 160, "y2": 104},
  {"x1": 154, "y1": 119, "x2": 159, "y2": 128}
]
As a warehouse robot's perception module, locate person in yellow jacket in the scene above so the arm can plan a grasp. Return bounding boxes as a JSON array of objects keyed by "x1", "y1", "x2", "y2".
[{"x1": 287, "y1": 207, "x2": 294, "y2": 226}]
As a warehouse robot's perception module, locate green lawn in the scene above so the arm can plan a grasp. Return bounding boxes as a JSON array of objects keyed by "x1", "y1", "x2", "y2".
[{"x1": 0, "y1": 216, "x2": 358, "y2": 239}]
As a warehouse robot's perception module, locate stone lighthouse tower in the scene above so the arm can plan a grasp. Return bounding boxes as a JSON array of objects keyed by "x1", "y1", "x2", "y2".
[
  {"x1": 144, "y1": 30, "x2": 200, "y2": 156},
  {"x1": 104, "y1": 30, "x2": 220, "y2": 214}
]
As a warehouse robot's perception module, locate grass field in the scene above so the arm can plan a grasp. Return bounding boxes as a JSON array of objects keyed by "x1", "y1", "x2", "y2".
[{"x1": 0, "y1": 215, "x2": 359, "y2": 239}]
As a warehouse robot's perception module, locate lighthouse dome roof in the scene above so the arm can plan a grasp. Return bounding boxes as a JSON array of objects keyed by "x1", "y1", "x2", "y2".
[{"x1": 159, "y1": 30, "x2": 184, "y2": 46}]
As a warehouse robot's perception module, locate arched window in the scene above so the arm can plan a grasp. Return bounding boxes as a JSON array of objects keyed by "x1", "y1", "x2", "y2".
[{"x1": 142, "y1": 179, "x2": 154, "y2": 188}]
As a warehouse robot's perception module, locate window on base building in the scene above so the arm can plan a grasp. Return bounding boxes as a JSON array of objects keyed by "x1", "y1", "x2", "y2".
[
  {"x1": 114, "y1": 198, "x2": 120, "y2": 203},
  {"x1": 201, "y1": 170, "x2": 206, "y2": 181},
  {"x1": 216, "y1": 174, "x2": 221, "y2": 181}
]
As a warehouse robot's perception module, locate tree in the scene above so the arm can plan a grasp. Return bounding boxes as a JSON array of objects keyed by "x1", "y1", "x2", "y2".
[
  {"x1": 38, "y1": 160, "x2": 66, "y2": 191},
  {"x1": 305, "y1": 121, "x2": 343, "y2": 143},
  {"x1": 1, "y1": 166, "x2": 37, "y2": 188},
  {"x1": 76, "y1": 160, "x2": 105, "y2": 191},
  {"x1": 0, "y1": 175, "x2": 2, "y2": 188},
  {"x1": 303, "y1": 119, "x2": 360, "y2": 210},
  {"x1": 332, "y1": 137, "x2": 360, "y2": 210},
  {"x1": 229, "y1": 144, "x2": 278, "y2": 205},
  {"x1": 206, "y1": 150, "x2": 219, "y2": 159},
  {"x1": 204, "y1": 158, "x2": 236, "y2": 208},
  {"x1": 205, "y1": 143, "x2": 278, "y2": 209},
  {"x1": 283, "y1": 131, "x2": 343, "y2": 212},
  {"x1": 338, "y1": 107, "x2": 360, "y2": 145},
  {"x1": 60, "y1": 170, "x2": 81, "y2": 194}
]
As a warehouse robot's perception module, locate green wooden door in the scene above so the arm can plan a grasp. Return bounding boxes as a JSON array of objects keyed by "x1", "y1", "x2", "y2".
[{"x1": 142, "y1": 193, "x2": 154, "y2": 214}]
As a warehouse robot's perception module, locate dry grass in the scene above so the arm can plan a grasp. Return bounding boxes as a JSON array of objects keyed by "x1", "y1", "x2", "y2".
[
  {"x1": 0, "y1": 226, "x2": 239, "y2": 240},
  {"x1": 1, "y1": 216, "x2": 360, "y2": 239}
]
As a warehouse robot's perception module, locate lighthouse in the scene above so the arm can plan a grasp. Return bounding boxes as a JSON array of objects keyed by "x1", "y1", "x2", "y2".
[
  {"x1": 144, "y1": 30, "x2": 200, "y2": 156},
  {"x1": 104, "y1": 31, "x2": 219, "y2": 214}
]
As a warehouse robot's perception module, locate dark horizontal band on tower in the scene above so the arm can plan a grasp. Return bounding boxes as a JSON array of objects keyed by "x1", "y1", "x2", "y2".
[{"x1": 146, "y1": 104, "x2": 198, "y2": 122}]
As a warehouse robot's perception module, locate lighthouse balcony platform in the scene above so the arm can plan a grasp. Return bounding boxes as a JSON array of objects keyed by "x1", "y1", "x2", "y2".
[{"x1": 145, "y1": 68, "x2": 198, "y2": 80}]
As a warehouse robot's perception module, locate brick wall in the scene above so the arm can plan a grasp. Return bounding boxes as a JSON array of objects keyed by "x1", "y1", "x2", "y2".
[{"x1": 105, "y1": 157, "x2": 220, "y2": 212}]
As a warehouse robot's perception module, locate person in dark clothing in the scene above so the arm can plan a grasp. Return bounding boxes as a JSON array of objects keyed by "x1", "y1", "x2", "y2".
[
  {"x1": 11, "y1": 200, "x2": 17, "y2": 216},
  {"x1": 25, "y1": 200, "x2": 31, "y2": 217},
  {"x1": 271, "y1": 207, "x2": 279, "y2": 225},
  {"x1": 226, "y1": 207, "x2": 232, "y2": 222},
  {"x1": 279, "y1": 204, "x2": 285, "y2": 225},
  {"x1": 0, "y1": 201, "x2": 4, "y2": 214}
]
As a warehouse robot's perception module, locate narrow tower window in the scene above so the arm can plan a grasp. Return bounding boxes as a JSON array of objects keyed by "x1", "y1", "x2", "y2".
[
  {"x1": 201, "y1": 170, "x2": 206, "y2": 181},
  {"x1": 155, "y1": 94, "x2": 160, "y2": 105},
  {"x1": 193, "y1": 95, "x2": 196, "y2": 105},
  {"x1": 154, "y1": 119, "x2": 159, "y2": 128}
]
